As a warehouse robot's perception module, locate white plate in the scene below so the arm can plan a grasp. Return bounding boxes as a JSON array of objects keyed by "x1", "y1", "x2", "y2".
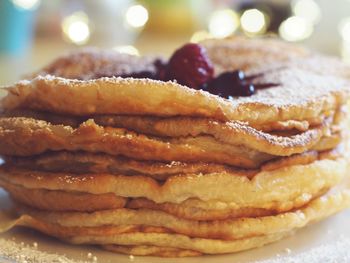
[{"x1": 0, "y1": 188, "x2": 350, "y2": 263}]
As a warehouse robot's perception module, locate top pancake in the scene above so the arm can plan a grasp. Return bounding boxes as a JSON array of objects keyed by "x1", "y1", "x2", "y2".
[
  {"x1": 26, "y1": 47, "x2": 160, "y2": 81},
  {"x1": 1, "y1": 37, "x2": 349, "y2": 124}
]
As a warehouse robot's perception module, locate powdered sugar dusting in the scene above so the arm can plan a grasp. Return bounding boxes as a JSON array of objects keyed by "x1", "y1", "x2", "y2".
[
  {"x1": 0, "y1": 238, "x2": 89, "y2": 263},
  {"x1": 255, "y1": 236, "x2": 350, "y2": 263},
  {"x1": 236, "y1": 67, "x2": 349, "y2": 107}
]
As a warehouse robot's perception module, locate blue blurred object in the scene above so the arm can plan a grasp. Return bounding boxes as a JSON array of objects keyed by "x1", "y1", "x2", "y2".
[{"x1": 0, "y1": 0, "x2": 39, "y2": 55}]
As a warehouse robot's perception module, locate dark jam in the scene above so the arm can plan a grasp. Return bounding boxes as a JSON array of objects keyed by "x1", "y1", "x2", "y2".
[
  {"x1": 119, "y1": 43, "x2": 278, "y2": 98},
  {"x1": 206, "y1": 70, "x2": 255, "y2": 97}
]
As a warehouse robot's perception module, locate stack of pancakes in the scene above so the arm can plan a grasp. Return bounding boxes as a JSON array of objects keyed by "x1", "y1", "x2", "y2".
[{"x1": 0, "y1": 37, "x2": 350, "y2": 257}]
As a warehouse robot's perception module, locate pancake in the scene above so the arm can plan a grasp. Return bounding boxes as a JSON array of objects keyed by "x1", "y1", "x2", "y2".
[
  {"x1": 1, "y1": 105, "x2": 344, "y2": 149},
  {"x1": 27, "y1": 37, "x2": 350, "y2": 82},
  {"x1": 0, "y1": 157, "x2": 330, "y2": 219},
  {"x1": 0, "y1": 181, "x2": 278, "y2": 219},
  {"x1": 1, "y1": 211, "x2": 294, "y2": 256},
  {"x1": 14, "y1": 206, "x2": 294, "y2": 240},
  {"x1": 3, "y1": 37, "x2": 349, "y2": 125},
  {"x1": 27, "y1": 48, "x2": 161, "y2": 81},
  {"x1": 202, "y1": 37, "x2": 350, "y2": 80},
  {"x1": 0, "y1": 108, "x2": 315, "y2": 132},
  {"x1": 3, "y1": 151, "x2": 258, "y2": 181},
  {"x1": 6, "y1": 147, "x2": 333, "y2": 179},
  {"x1": 29, "y1": 37, "x2": 308, "y2": 81},
  {"x1": 13, "y1": 183, "x2": 349, "y2": 241},
  {"x1": 0, "y1": 150, "x2": 346, "y2": 209},
  {"x1": 1, "y1": 69, "x2": 349, "y2": 125},
  {"x1": 0, "y1": 180, "x2": 348, "y2": 256},
  {"x1": 0, "y1": 117, "x2": 273, "y2": 168},
  {"x1": 0, "y1": 116, "x2": 342, "y2": 169},
  {"x1": 3, "y1": 147, "x2": 341, "y2": 181},
  {"x1": 202, "y1": 37, "x2": 309, "y2": 73}
]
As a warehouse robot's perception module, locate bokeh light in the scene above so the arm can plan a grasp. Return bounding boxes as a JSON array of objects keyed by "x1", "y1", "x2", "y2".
[
  {"x1": 114, "y1": 45, "x2": 140, "y2": 56},
  {"x1": 292, "y1": 0, "x2": 321, "y2": 25},
  {"x1": 339, "y1": 18, "x2": 350, "y2": 62},
  {"x1": 339, "y1": 18, "x2": 350, "y2": 43},
  {"x1": 341, "y1": 43, "x2": 350, "y2": 62},
  {"x1": 11, "y1": 0, "x2": 40, "y2": 10},
  {"x1": 240, "y1": 9, "x2": 267, "y2": 35},
  {"x1": 208, "y1": 9, "x2": 239, "y2": 38},
  {"x1": 125, "y1": 4, "x2": 149, "y2": 28},
  {"x1": 190, "y1": 30, "x2": 213, "y2": 43},
  {"x1": 279, "y1": 16, "x2": 313, "y2": 42},
  {"x1": 62, "y1": 12, "x2": 90, "y2": 45}
]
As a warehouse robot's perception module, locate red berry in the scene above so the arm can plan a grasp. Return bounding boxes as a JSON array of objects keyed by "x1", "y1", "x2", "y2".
[{"x1": 165, "y1": 43, "x2": 214, "y2": 89}]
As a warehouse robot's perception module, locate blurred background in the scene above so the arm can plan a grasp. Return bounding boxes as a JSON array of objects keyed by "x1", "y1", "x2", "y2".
[{"x1": 0, "y1": 0, "x2": 350, "y2": 85}]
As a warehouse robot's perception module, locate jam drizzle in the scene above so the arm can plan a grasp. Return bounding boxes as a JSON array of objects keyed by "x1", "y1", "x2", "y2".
[{"x1": 118, "y1": 44, "x2": 279, "y2": 98}]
